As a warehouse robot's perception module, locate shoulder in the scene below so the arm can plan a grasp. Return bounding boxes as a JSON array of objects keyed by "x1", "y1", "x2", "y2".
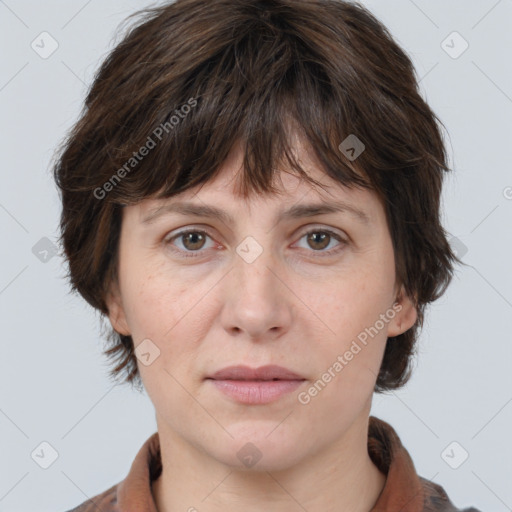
[
  {"x1": 63, "y1": 482, "x2": 119, "y2": 512},
  {"x1": 420, "y1": 476, "x2": 483, "y2": 512}
]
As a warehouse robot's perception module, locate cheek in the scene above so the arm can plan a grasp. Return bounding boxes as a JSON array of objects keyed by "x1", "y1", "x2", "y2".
[
  {"x1": 120, "y1": 257, "x2": 191, "y2": 338},
  {"x1": 309, "y1": 294, "x2": 389, "y2": 410},
  {"x1": 306, "y1": 263, "x2": 394, "y2": 339},
  {"x1": 299, "y1": 260, "x2": 393, "y2": 389},
  {"x1": 121, "y1": 268, "x2": 213, "y2": 379}
]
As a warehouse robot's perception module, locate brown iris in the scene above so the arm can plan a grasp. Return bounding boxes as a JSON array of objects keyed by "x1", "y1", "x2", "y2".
[{"x1": 306, "y1": 232, "x2": 330, "y2": 250}]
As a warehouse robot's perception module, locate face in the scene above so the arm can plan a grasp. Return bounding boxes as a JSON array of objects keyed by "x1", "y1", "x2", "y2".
[{"x1": 106, "y1": 136, "x2": 417, "y2": 472}]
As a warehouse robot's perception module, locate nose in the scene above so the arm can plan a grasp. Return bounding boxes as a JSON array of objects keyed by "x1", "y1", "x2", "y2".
[{"x1": 219, "y1": 243, "x2": 293, "y2": 342}]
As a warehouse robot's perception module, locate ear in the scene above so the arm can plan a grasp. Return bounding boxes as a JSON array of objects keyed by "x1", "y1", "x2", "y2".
[
  {"x1": 387, "y1": 285, "x2": 418, "y2": 337},
  {"x1": 105, "y1": 280, "x2": 131, "y2": 336}
]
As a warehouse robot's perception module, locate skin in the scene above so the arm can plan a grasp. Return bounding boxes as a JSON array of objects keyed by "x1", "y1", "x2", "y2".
[{"x1": 106, "y1": 133, "x2": 417, "y2": 512}]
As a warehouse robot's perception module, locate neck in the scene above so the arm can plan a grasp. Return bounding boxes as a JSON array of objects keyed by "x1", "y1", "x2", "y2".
[{"x1": 152, "y1": 414, "x2": 386, "y2": 512}]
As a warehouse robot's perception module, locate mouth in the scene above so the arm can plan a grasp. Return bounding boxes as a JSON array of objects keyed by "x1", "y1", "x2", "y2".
[
  {"x1": 206, "y1": 364, "x2": 306, "y2": 381},
  {"x1": 205, "y1": 365, "x2": 306, "y2": 404}
]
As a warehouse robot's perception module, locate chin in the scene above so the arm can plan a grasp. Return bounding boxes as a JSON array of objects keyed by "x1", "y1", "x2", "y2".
[{"x1": 207, "y1": 429, "x2": 308, "y2": 472}]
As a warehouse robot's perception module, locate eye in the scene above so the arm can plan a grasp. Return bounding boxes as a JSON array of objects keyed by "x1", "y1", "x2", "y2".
[
  {"x1": 164, "y1": 227, "x2": 347, "y2": 258},
  {"x1": 165, "y1": 229, "x2": 215, "y2": 256},
  {"x1": 294, "y1": 228, "x2": 347, "y2": 255}
]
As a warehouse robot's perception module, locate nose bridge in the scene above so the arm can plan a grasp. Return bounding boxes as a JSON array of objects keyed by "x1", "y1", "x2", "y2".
[
  {"x1": 221, "y1": 234, "x2": 290, "y2": 339},
  {"x1": 233, "y1": 233, "x2": 278, "y2": 303}
]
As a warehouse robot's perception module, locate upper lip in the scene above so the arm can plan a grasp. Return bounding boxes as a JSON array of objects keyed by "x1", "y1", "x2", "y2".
[{"x1": 207, "y1": 365, "x2": 305, "y2": 381}]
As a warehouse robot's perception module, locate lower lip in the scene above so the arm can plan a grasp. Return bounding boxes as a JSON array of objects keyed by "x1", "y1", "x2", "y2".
[{"x1": 207, "y1": 379, "x2": 305, "y2": 404}]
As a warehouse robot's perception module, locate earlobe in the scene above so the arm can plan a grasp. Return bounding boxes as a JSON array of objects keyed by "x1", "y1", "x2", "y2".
[
  {"x1": 105, "y1": 285, "x2": 131, "y2": 336},
  {"x1": 387, "y1": 286, "x2": 418, "y2": 337}
]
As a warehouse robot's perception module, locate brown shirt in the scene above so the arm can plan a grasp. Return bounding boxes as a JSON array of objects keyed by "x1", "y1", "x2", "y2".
[{"x1": 65, "y1": 416, "x2": 481, "y2": 512}]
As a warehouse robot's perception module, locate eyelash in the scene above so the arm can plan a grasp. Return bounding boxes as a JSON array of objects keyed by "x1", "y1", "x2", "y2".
[{"x1": 164, "y1": 227, "x2": 347, "y2": 259}]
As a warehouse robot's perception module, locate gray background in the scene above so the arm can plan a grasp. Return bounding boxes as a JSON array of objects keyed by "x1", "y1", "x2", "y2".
[{"x1": 1, "y1": 1, "x2": 511, "y2": 511}]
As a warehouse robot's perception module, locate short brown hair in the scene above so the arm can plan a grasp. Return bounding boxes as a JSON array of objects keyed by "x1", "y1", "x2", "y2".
[{"x1": 52, "y1": 0, "x2": 461, "y2": 393}]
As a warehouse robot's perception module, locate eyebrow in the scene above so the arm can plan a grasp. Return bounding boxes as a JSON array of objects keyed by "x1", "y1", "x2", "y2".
[{"x1": 141, "y1": 200, "x2": 372, "y2": 226}]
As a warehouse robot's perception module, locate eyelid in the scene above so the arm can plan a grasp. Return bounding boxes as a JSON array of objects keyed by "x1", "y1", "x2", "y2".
[
  {"x1": 164, "y1": 227, "x2": 219, "y2": 254},
  {"x1": 164, "y1": 224, "x2": 349, "y2": 257}
]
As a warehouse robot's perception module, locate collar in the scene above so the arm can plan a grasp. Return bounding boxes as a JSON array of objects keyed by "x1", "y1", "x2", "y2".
[{"x1": 114, "y1": 416, "x2": 459, "y2": 511}]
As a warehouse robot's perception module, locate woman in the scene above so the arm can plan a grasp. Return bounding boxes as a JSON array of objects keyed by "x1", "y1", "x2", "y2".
[{"x1": 53, "y1": 0, "x2": 481, "y2": 510}]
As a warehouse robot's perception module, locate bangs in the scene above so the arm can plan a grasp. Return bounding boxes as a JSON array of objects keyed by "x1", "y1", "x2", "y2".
[{"x1": 87, "y1": 4, "x2": 378, "y2": 207}]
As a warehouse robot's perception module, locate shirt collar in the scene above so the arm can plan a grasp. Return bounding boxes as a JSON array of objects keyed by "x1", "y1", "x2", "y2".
[{"x1": 116, "y1": 415, "x2": 427, "y2": 511}]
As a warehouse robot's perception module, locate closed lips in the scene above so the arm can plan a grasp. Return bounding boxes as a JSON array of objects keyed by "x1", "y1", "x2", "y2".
[{"x1": 207, "y1": 364, "x2": 305, "y2": 381}]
